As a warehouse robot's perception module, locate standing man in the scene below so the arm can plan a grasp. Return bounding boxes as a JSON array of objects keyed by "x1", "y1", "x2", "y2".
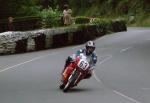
[{"x1": 63, "y1": 4, "x2": 72, "y2": 26}]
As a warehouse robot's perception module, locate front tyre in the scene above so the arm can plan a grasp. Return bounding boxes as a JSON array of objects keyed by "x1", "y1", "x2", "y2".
[
  {"x1": 63, "y1": 82, "x2": 71, "y2": 92},
  {"x1": 63, "y1": 69, "x2": 80, "y2": 92},
  {"x1": 59, "y1": 84, "x2": 65, "y2": 90}
]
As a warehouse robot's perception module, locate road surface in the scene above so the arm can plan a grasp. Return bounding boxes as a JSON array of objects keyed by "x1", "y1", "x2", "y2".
[{"x1": 0, "y1": 28, "x2": 150, "y2": 103}]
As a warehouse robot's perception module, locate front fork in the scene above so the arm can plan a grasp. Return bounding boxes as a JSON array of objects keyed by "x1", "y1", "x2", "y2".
[
  {"x1": 62, "y1": 68, "x2": 82, "y2": 87},
  {"x1": 73, "y1": 72, "x2": 82, "y2": 86},
  {"x1": 61, "y1": 67, "x2": 74, "y2": 84}
]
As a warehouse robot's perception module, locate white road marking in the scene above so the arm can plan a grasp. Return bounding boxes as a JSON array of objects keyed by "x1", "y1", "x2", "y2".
[
  {"x1": 0, "y1": 45, "x2": 142, "y2": 103},
  {"x1": 97, "y1": 55, "x2": 112, "y2": 66},
  {"x1": 93, "y1": 55, "x2": 112, "y2": 81},
  {"x1": 120, "y1": 47, "x2": 133, "y2": 52},
  {"x1": 93, "y1": 54, "x2": 141, "y2": 103},
  {"x1": 141, "y1": 88, "x2": 150, "y2": 90},
  {"x1": 145, "y1": 38, "x2": 150, "y2": 40},
  {"x1": 93, "y1": 71, "x2": 101, "y2": 83},
  {"x1": 113, "y1": 90, "x2": 141, "y2": 103},
  {"x1": 0, "y1": 53, "x2": 57, "y2": 73}
]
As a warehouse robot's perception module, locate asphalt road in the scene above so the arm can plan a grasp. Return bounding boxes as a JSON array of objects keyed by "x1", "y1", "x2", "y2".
[{"x1": 0, "y1": 28, "x2": 150, "y2": 103}]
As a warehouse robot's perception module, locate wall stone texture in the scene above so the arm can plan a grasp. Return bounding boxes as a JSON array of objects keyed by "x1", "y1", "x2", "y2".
[{"x1": 0, "y1": 22, "x2": 126, "y2": 55}]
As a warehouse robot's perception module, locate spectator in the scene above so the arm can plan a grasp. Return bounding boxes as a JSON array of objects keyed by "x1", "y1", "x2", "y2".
[
  {"x1": 8, "y1": 17, "x2": 14, "y2": 31},
  {"x1": 63, "y1": 4, "x2": 72, "y2": 26}
]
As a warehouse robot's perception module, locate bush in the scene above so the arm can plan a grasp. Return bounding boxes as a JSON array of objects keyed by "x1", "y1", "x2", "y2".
[
  {"x1": 112, "y1": 18, "x2": 127, "y2": 31},
  {"x1": 13, "y1": 16, "x2": 41, "y2": 22},
  {"x1": 75, "y1": 16, "x2": 90, "y2": 24},
  {"x1": 13, "y1": 16, "x2": 41, "y2": 31},
  {"x1": 17, "y1": 5, "x2": 41, "y2": 16},
  {"x1": 90, "y1": 18, "x2": 112, "y2": 32},
  {"x1": 38, "y1": 7, "x2": 62, "y2": 28}
]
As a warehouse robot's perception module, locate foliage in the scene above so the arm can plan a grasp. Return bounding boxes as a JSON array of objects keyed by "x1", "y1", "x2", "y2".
[
  {"x1": 112, "y1": 18, "x2": 127, "y2": 25},
  {"x1": 129, "y1": 13, "x2": 150, "y2": 27},
  {"x1": 90, "y1": 18, "x2": 112, "y2": 31},
  {"x1": 0, "y1": 0, "x2": 41, "y2": 18},
  {"x1": 1, "y1": 0, "x2": 149, "y2": 27},
  {"x1": 17, "y1": 6, "x2": 42, "y2": 16},
  {"x1": 13, "y1": 16, "x2": 41, "y2": 22},
  {"x1": 38, "y1": 7, "x2": 62, "y2": 28},
  {"x1": 75, "y1": 16, "x2": 90, "y2": 24}
]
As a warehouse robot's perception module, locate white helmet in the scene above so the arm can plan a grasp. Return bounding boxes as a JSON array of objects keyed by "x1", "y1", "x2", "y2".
[{"x1": 85, "y1": 40, "x2": 95, "y2": 55}]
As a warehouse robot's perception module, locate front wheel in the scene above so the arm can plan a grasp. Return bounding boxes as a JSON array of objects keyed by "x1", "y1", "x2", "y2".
[
  {"x1": 63, "y1": 82, "x2": 71, "y2": 92},
  {"x1": 63, "y1": 70, "x2": 80, "y2": 92},
  {"x1": 59, "y1": 84, "x2": 65, "y2": 90}
]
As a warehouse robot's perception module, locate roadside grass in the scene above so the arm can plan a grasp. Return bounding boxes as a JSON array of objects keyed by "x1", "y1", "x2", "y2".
[{"x1": 128, "y1": 13, "x2": 150, "y2": 27}]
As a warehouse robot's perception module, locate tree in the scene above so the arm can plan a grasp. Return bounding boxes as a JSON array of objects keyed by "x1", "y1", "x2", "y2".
[{"x1": 0, "y1": 0, "x2": 41, "y2": 19}]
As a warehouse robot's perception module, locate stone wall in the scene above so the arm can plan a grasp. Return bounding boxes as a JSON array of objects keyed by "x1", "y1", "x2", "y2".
[{"x1": 0, "y1": 23, "x2": 126, "y2": 55}]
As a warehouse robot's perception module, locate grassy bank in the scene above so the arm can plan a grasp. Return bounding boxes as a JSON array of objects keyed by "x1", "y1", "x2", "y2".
[{"x1": 69, "y1": 0, "x2": 150, "y2": 27}]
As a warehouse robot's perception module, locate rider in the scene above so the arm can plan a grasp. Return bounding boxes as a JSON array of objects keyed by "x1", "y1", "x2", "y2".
[{"x1": 62, "y1": 40, "x2": 97, "y2": 79}]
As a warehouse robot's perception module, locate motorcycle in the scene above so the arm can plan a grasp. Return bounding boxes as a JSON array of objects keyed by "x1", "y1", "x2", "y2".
[{"x1": 59, "y1": 54, "x2": 90, "y2": 92}]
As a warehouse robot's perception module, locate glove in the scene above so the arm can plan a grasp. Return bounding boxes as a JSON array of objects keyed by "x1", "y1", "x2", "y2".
[{"x1": 68, "y1": 56, "x2": 75, "y2": 62}]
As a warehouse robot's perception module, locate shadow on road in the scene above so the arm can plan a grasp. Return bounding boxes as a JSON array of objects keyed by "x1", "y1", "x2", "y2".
[{"x1": 57, "y1": 87, "x2": 94, "y2": 93}]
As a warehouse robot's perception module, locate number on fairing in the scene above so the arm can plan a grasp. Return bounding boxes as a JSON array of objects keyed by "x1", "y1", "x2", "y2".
[{"x1": 78, "y1": 59, "x2": 89, "y2": 70}]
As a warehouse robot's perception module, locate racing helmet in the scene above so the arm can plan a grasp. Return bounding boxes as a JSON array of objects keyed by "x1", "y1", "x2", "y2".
[{"x1": 85, "y1": 40, "x2": 95, "y2": 55}]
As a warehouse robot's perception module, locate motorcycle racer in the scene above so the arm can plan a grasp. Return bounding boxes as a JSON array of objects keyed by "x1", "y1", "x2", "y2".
[{"x1": 62, "y1": 40, "x2": 97, "y2": 79}]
